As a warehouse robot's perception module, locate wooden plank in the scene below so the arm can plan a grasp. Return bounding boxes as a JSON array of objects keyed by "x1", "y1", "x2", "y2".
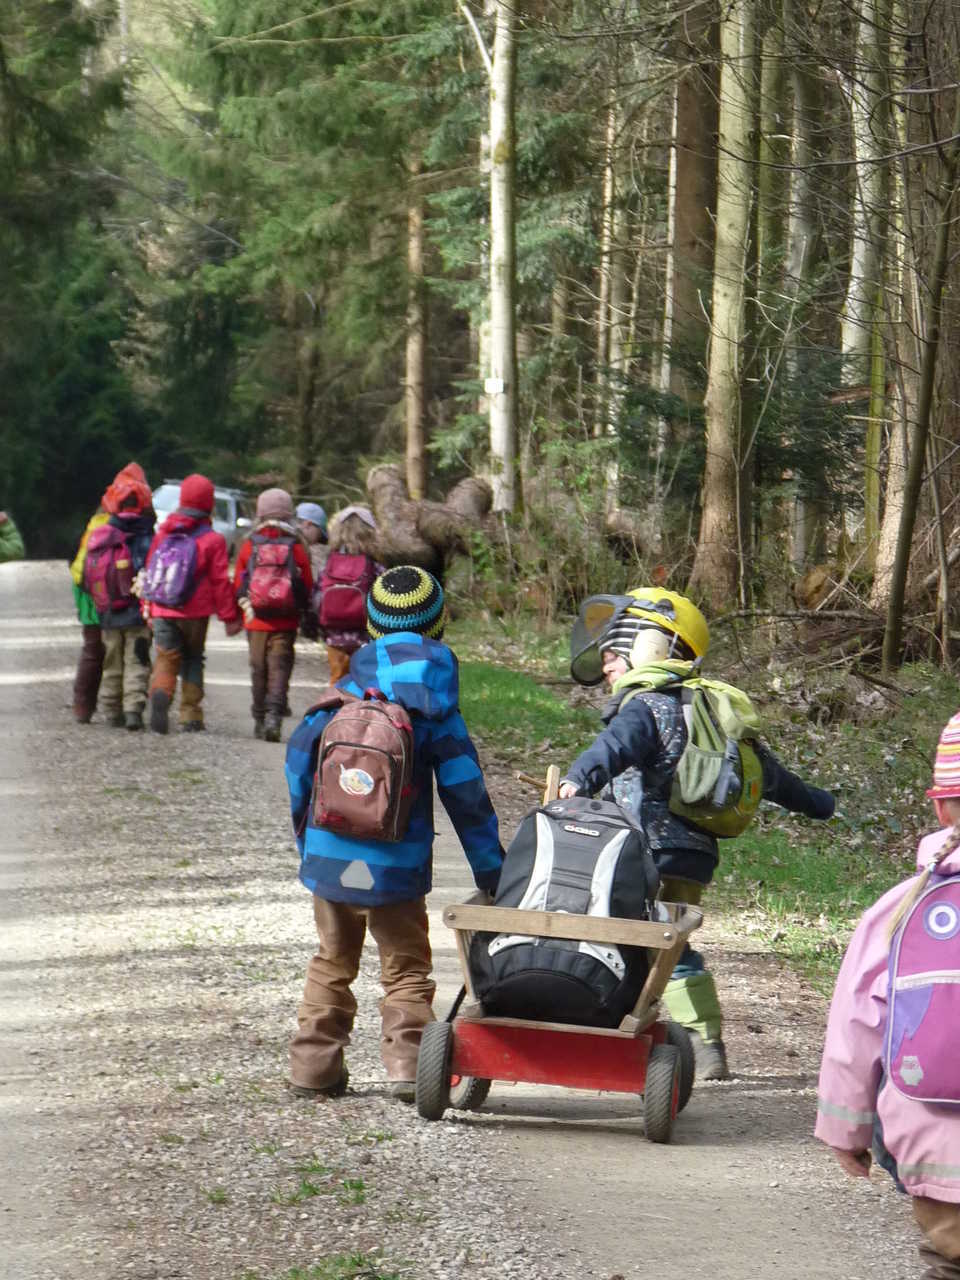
[
  {"x1": 443, "y1": 903, "x2": 680, "y2": 948},
  {"x1": 543, "y1": 764, "x2": 560, "y2": 803}
]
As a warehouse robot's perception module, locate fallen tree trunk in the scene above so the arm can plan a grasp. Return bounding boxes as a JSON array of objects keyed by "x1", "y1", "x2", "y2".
[{"x1": 366, "y1": 464, "x2": 492, "y2": 574}]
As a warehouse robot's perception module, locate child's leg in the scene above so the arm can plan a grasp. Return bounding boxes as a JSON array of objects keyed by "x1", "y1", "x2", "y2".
[
  {"x1": 178, "y1": 618, "x2": 209, "y2": 728},
  {"x1": 659, "y1": 874, "x2": 728, "y2": 1079},
  {"x1": 247, "y1": 631, "x2": 267, "y2": 729},
  {"x1": 99, "y1": 628, "x2": 125, "y2": 725},
  {"x1": 150, "y1": 617, "x2": 184, "y2": 733},
  {"x1": 367, "y1": 897, "x2": 435, "y2": 1081},
  {"x1": 264, "y1": 632, "x2": 295, "y2": 738},
  {"x1": 121, "y1": 625, "x2": 151, "y2": 720},
  {"x1": 326, "y1": 644, "x2": 350, "y2": 682},
  {"x1": 913, "y1": 1198, "x2": 960, "y2": 1278},
  {"x1": 73, "y1": 624, "x2": 104, "y2": 722},
  {"x1": 289, "y1": 897, "x2": 365, "y2": 1090}
]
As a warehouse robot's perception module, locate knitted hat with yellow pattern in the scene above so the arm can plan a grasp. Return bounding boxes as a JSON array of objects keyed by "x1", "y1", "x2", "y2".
[
  {"x1": 927, "y1": 711, "x2": 960, "y2": 798},
  {"x1": 366, "y1": 565, "x2": 445, "y2": 640}
]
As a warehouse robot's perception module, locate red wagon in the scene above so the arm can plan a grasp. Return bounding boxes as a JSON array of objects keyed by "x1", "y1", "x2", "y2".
[{"x1": 415, "y1": 768, "x2": 704, "y2": 1143}]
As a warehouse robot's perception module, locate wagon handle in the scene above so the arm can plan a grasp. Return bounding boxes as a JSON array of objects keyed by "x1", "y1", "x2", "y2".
[{"x1": 515, "y1": 765, "x2": 561, "y2": 804}]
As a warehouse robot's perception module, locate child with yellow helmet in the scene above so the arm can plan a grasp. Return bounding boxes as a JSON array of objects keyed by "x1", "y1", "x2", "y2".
[{"x1": 561, "y1": 587, "x2": 834, "y2": 1079}]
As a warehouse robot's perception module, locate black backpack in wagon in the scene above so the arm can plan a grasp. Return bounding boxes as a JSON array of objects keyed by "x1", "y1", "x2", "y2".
[{"x1": 469, "y1": 796, "x2": 660, "y2": 1028}]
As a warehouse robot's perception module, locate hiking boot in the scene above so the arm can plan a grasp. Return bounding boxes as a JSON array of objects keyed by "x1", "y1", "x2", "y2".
[
  {"x1": 287, "y1": 1066, "x2": 349, "y2": 1100},
  {"x1": 180, "y1": 721, "x2": 205, "y2": 733},
  {"x1": 73, "y1": 707, "x2": 93, "y2": 725},
  {"x1": 149, "y1": 690, "x2": 170, "y2": 735},
  {"x1": 282, "y1": 701, "x2": 293, "y2": 718},
  {"x1": 263, "y1": 714, "x2": 282, "y2": 743},
  {"x1": 690, "y1": 1031, "x2": 729, "y2": 1081},
  {"x1": 124, "y1": 710, "x2": 144, "y2": 731},
  {"x1": 253, "y1": 718, "x2": 266, "y2": 740},
  {"x1": 105, "y1": 710, "x2": 126, "y2": 728},
  {"x1": 386, "y1": 1080, "x2": 416, "y2": 1104}
]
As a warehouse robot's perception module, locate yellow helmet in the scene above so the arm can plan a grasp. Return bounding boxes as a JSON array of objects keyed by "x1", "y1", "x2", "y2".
[
  {"x1": 622, "y1": 588, "x2": 710, "y2": 660},
  {"x1": 570, "y1": 587, "x2": 709, "y2": 686}
]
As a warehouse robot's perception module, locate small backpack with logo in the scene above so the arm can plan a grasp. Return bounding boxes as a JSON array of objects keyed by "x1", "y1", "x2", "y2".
[
  {"x1": 469, "y1": 796, "x2": 660, "y2": 1027},
  {"x1": 83, "y1": 525, "x2": 136, "y2": 613},
  {"x1": 318, "y1": 552, "x2": 378, "y2": 634},
  {"x1": 311, "y1": 688, "x2": 416, "y2": 842},
  {"x1": 244, "y1": 533, "x2": 301, "y2": 619},
  {"x1": 141, "y1": 527, "x2": 203, "y2": 608},
  {"x1": 884, "y1": 862, "x2": 960, "y2": 1105}
]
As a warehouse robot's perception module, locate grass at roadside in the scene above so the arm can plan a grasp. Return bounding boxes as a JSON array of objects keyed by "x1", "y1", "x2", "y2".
[
  {"x1": 449, "y1": 614, "x2": 960, "y2": 988},
  {"x1": 238, "y1": 1257, "x2": 403, "y2": 1280}
]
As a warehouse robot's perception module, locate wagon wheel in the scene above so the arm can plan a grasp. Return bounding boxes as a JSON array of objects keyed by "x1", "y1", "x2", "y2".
[
  {"x1": 415, "y1": 1021, "x2": 453, "y2": 1121},
  {"x1": 664, "y1": 1022, "x2": 695, "y2": 1113},
  {"x1": 449, "y1": 1074, "x2": 492, "y2": 1112},
  {"x1": 643, "y1": 1043, "x2": 680, "y2": 1144}
]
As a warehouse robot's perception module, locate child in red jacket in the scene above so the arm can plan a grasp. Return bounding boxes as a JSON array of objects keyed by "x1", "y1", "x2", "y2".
[
  {"x1": 145, "y1": 474, "x2": 242, "y2": 733},
  {"x1": 233, "y1": 488, "x2": 313, "y2": 742}
]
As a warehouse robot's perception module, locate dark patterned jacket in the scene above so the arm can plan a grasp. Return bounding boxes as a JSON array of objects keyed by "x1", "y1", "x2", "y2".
[{"x1": 564, "y1": 688, "x2": 720, "y2": 884}]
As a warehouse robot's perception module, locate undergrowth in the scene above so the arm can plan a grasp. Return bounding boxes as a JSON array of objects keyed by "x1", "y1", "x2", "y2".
[{"x1": 448, "y1": 615, "x2": 960, "y2": 988}]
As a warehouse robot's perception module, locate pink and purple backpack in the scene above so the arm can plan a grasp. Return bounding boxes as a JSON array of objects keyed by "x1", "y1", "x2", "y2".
[
  {"x1": 884, "y1": 870, "x2": 960, "y2": 1105},
  {"x1": 82, "y1": 525, "x2": 136, "y2": 613},
  {"x1": 142, "y1": 528, "x2": 202, "y2": 608}
]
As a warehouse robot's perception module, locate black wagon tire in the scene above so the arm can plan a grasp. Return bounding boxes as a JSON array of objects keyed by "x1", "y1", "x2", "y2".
[
  {"x1": 664, "y1": 1022, "x2": 695, "y2": 1113},
  {"x1": 416, "y1": 1021, "x2": 453, "y2": 1120},
  {"x1": 643, "y1": 1043, "x2": 680, "y2": 1144},
  {"x1": 449, "y1": 1075, "x2": 492, "y2": 1112}
]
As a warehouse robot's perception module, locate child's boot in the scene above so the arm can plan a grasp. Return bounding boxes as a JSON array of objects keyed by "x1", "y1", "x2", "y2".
[
  {"x1": 253, "y1": 716, "x2": 266, "y2": 739},
  {"x1": 264, "y1": 711, "x2": 282, "y2": 743},
  {"x1": 125, "y1": 710, "x2": 144, "y2": 731},
  {"x1": 663, "y1": 964, "x2": 729, "y2": 1080},
  {"x1": 689, "y1": 1030, "x2": 729, "y2": 1081},
  {"x1": 149, "y1": 689, "x2": 170, "y2": 734}
]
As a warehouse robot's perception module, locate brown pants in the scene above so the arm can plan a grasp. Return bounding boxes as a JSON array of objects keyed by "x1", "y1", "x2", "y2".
[
  {"x1": 289, "y1": 895, "x2": 436, "y2": 1089},
  {"x1": 73, "y1": 624, "x2": 104, "y2": 720},
  {"x1": 247, "y1": 629, "x2": 295, "y2": 719},
  {"x1": 915, "y1": 1198, "x2": 960, "y2": 1278},
  {"x1": 326, "y1": 644, "x2": 351, "y2": 682},
  {"x1": 150, "y1": 617, "x2": 209, "y2": 726}
]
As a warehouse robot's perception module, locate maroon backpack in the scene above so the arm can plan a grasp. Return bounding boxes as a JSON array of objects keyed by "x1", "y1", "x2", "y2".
[
  {"x1": 319, "y1": 552, "x2": 377, "y2": 633},
  {"x1": 83, "y1": 525, "x2": 136, "y2": 613},
  {"x1": 312, "y1": 688, "x2": 416, "y2": 842},
  {"x1": 246, "y1": 534, "x2": 300, "y2": 618}
]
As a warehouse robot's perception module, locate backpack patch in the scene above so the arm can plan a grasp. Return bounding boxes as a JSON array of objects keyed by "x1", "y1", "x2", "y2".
[
  {"x1": 884, "y1": 874, "x2": 960, "y2": 1106},
  {"x1": 246, "y1": 535, "x2": 300, "y2": 618},
  {"x1": 142, "y1": 528, "x2": 202, "y2": 608},
  {"x1": 311, "y1": 688, "x2": 415, "y2": 842},
  {"x1": 83, "y1": 525, "x2": 136, "y2": 613},
  {"x1": 319, "y1": 553, "x2": 377, "y2": 633}
]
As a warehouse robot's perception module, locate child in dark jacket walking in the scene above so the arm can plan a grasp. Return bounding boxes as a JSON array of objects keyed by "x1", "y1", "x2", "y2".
[
  {"x1": 560, "y1": 587, "x2": 835, "y2": 1079},
  {"x1": 285, "y1": 565, "x2": 504, "y2": 1100}
]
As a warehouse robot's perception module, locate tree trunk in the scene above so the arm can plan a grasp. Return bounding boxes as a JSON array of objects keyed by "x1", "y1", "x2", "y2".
[
  {"x1": 689, "y1": 0, "x2": 756, "y2": 610},
  {"x1": 881, "y1": 89, "x2": 960, "y2": 671},
  {"x1": 366, "y1": 464, "x2": 492, "y2": 571},
  {"x1": 405, "y1": 165, "x2": 428, "y2": 500},
  {"x1": 488, "y1": 0, "x2": 519, "y2": 514},
  {"x1": 295, "y1": 332, "x2": 320, "y2": 494}
]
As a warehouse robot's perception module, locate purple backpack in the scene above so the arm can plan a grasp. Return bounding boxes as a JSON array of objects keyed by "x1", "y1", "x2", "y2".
[
  {"x1": 83, "y1": 525, "x2": 136, "y2": 612},
  {"x1": 884, "y1": 872, "x2": 960, "y2": 1105},
  {"x1": 142, "y1": 528, "x2": 203, "y2": 608}
]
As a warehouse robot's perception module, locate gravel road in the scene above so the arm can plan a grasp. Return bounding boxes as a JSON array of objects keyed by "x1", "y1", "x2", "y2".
[{"x1": 1, "y1": 562, "x2": 922, "y2": 1279}]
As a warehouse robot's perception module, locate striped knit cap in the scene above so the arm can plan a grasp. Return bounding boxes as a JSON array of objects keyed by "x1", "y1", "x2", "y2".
[
  {"x1": 367, "y1": 565, "x2": 445, "y2": 640},
  {"x1": 927, "y1": 711, "x2": 960, "y2": 798}
]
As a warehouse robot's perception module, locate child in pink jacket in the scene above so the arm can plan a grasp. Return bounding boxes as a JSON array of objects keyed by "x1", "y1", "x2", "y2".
[{"x1": 816, "y1": 710, "x2": 960, "y2": 1279}]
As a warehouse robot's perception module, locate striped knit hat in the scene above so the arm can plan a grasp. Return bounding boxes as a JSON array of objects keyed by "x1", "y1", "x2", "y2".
[
  {"x1": 367, "y1": 566, "x2": 445, "y2": 640},
  {"x1": 927, "y1": 711, "x2": 960, "y2": 798}
]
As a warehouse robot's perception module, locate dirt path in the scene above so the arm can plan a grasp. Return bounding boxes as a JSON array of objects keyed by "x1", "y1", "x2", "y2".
[{"x1": 0, "y1": 563, "x2": 920, "y2": 1280}]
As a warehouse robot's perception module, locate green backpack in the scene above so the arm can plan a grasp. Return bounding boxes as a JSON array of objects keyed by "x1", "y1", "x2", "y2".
[{"x1": 617, "y1": 662, "x2": 764, "y2": 838}]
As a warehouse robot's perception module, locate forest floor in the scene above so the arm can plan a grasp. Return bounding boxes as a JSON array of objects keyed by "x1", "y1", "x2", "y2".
[{"x1": 0, "y1": 562, "x2": 922, "y2": 1280}]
